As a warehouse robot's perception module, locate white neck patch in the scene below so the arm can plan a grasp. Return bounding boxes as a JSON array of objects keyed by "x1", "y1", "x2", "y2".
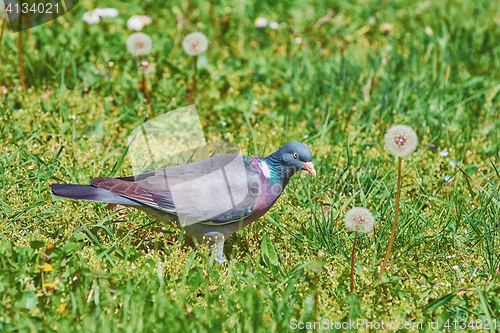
[{"x1": 259, "y1": 159, "x2": 271, "y2": 178}]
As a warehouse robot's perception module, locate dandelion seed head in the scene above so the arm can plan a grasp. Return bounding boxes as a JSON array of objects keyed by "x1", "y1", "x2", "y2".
[
  {"x1": 384, "y1": 124, "x2": 418, "y2": 157},
  {"x1": 182, "y1": 32, "x2": 208, "y2": 56},
  {"x1": 344, "y1": 207, "x2": 374, "y2": 234},
  {"x1": 127, "y1": 32, "x2": 153, "y2": 57},
  {"x1": 83, "y1": 11, "x2": 100, "y2": 24}
]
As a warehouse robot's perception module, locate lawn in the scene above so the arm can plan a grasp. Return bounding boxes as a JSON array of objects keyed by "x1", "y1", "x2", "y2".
[{"x1": 1, "y1": 0, "x2": 500, "y2": 332}]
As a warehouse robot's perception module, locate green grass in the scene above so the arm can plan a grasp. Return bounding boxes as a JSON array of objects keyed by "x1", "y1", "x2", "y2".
[{"x1": 1, "y1": 0, "x2": 500, "y2": 331}]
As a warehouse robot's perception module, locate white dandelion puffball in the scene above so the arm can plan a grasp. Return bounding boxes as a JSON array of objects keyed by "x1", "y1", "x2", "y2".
[
  {"x1": 182, "y1": 32, "x2": 208, "y2": 56},
  {"x1": 127, "y1": 15, "x2": 144, "y2": 31},
  {"x1": 83, "y1": 11, "x2": 101, "y2": 24},
  {"x1": 384, "y1": 124, "x2": 418, "y2": 158},
  {"x1": 127, "y1": 33, "x2": 153, "y2": 57},
  {"x1": 94, "y1": 8, "x2": 119, "y2": 18},
  {"x1": 344, "y1": 207, "x2": 374, "y2": 233},
  {"x1": 254, "y1": 17, "x2": 268, "y2": 28}
]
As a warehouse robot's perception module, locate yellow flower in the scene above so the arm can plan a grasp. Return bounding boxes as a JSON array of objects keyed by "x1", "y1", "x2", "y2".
[
  {"x1": 35, "y1": 263, "x2": 53, "y2": 272},
  {"x1": 43, "y1": 282, "x2": 56, "y2": 290},
  {"x1": 57, "y1": 304, "x2": 66, "y2": 314}
]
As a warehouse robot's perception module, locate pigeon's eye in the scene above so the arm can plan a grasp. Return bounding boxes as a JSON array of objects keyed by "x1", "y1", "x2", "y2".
[{"x1": 293, "y1": 152, "x2": 299, "y2": 159}]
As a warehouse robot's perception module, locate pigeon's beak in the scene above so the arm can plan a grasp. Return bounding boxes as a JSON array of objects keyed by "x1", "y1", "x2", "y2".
[{"x1": 302, "y1": 161, "x2": 316, "y2": 177}]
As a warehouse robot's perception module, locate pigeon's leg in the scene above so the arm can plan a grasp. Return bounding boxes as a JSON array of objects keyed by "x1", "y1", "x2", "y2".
[{"x1": 204, "y1": 232, "x2": 226, "y2": 263}]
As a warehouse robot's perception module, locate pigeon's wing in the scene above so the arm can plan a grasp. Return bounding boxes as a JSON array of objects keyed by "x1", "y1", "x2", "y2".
[
  {"x1": 136, "y1": 154, "x2": 262, "y2": 226},
  {"x1": 90, "y1": 177, "x2": 172, "y2": 210},
  {"x1": 92, "y1": 154, "x2": 262, "y2": 226}
]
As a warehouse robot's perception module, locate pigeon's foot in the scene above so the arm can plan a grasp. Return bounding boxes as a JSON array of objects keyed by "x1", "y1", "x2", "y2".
[
  {"x1": 204, "y1": 232, "x2": 226, "y2": 264},
  {"x1": 215, "y1": 256, "x2": 227, "y2": 264}
]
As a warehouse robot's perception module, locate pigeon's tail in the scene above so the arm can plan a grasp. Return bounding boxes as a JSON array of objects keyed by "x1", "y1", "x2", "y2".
[{"x1": 50, "y1": 184, "x2": 141, "y2": 206}]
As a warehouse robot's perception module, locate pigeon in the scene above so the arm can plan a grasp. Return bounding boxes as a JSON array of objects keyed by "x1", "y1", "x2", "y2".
[{"x1": 50, "y1": 141, "x2": 316, "y2": 262}]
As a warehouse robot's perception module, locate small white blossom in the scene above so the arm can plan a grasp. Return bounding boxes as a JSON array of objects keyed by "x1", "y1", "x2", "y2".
[
  {"x1": 94, "y1": 8, "x2": 118, "y2": 18},
  {"x1": 269, "y1": 21, "x2": 279, "y2": 30},
  {"x1": 344, "y1": 207, "x2": 374, "y2": 234},
  {"x1": 70, "y1": 115, "x2": 76, "y2": 120},
  {"x1": 449, "y1": 160, "x2": 456, "y2": 167},
  {"x1": 83, "y1": 11, "x2": 100, "y2": 24},
  {"x1": 380, "y1": 23, "x2": 394, "y2": 33},
  {"x1": 425, "y1": 27, "x2": 434, "y2": 36},
  {"x1": 384, "y1": 124, "x2": 418, "y2": 157},
  {"x1": 127, "y1": 15, "x2": 144, "y2": 31},
  {"x1": 440, "y1": 149, "x2": 449, "y2": 156},
  {"x1": 141, "y1": 16, "x2": 152, "y2": 25},
  {"x1": 254, "y1": 17, "x2": 268, "y2": 28},
  {"x1": 140, "y1": 61, "x2": 155, "y2": 74},
  {"x1": 182, "y1": 32, "x2": 208, "y2": 56},
  {"x1": 127, "y1": 33, "x2": 153, "y2": 57},
  {"x1": 452, "y1": 265, "x2": 459, "y2": 270},
  {"x1": 367, "y1": 17, "x2": 376, "y2": 25},
  {"x1": 444, "y1": 175, "x2": 452, "y2": 182},
  {"x1": 294, "y1": 37, "x2": 303, "y2": 44}
]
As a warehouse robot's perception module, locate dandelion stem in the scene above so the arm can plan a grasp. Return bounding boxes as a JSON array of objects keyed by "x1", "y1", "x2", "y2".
[
  {"x1": 25, "y1": 11, "x2": 34, "y2": 52},
  {"x1": 379, "y1": 157, "x2": 402, "y2": 280},
  {"x1": 313, "y1": 273, "x2": 318, "y2": 333},
  {"x1": 18, "y1": 13, "x2": 26, "y2": 91},
  {"x1": 138, "y1": 56, "x2": 152, "y2": 115},
  {"x1": 0, "y1": 19, "x2": 6, "y2": 55},
  {"x1": 141, "y1": 72, "x2": 149, "y2": 101},
  {"x1": 191, "y1": 55, "x2": 198, "y2": 103},
  {"x1": 238, "y1": 0, "x2": 246, "y2": 56},
  {"x1": 350, "y1": 231, "x2": 358, "y2": 291},
  {"x1": 209, "y1": 0, "x2": 217, "y2": 37}
]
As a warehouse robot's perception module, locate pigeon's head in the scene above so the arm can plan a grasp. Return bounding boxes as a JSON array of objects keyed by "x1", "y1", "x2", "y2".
[{"x1": 269, "y1": 142, "x2": 316, "y2": 177}]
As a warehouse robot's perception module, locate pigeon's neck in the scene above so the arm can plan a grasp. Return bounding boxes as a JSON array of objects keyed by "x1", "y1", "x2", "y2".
[{"x1": 260, "y1": 154, "x2": 292, "y2": 183}]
